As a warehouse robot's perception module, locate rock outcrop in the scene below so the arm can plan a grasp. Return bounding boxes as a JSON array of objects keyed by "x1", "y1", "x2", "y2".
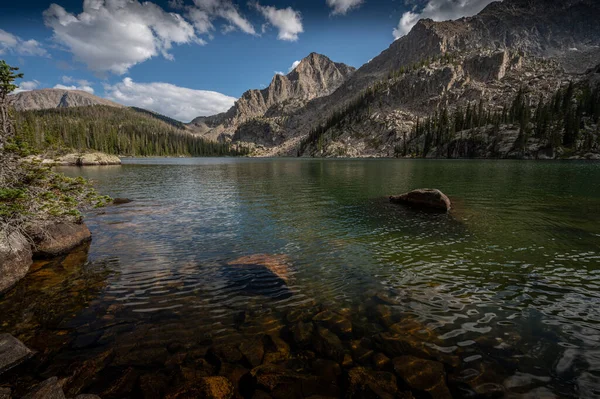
[
  {"x1": 390, "y1": 189, "x2": 452, "y2": 211},
  {"x1": 24, "y1": 152, "x2": 121, "y2": 166},
  {"x1": 9, "y1": 89, "x2": 123, "y2": 111},
  {"x1": 30, "y1": 222, "x2": 92, "y2": 258},
  {"x1": 0, "y1": 334, "x2": 35, "y2": 374},
  {"x1": 0, "y1": 231, "x2": 33, "y2": 294}
]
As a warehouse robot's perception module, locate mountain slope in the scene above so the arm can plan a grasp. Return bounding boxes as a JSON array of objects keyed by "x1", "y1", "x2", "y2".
[
  {"x1": 230, "y1": 0, "x2": 600, "y2": 159},
  {"x1": 188, "y1": 53, "x2": 355, "y2": 142},
  {"x1": 10, "y1": 89, "x2": 124, "y2": 111}
]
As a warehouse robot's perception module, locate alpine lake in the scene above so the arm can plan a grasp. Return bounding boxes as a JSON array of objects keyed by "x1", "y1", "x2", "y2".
[{"x1": 1, "y1": 158, "x2": 600, "y2": 398}]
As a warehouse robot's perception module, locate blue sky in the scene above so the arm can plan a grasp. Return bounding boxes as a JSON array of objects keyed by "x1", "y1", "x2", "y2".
[{"x1": 0, "y1": 0, "x2": 497, "y2": 121}]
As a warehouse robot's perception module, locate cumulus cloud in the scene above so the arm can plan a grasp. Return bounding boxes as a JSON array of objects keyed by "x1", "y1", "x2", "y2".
[
  {"x1": 13, "y1": 80, "x2": 41, "y2": 94},
  {"x1": 253, "y1": 3, "x2": 303, "y2": 42},
  {"x1": 0, "y1": 29, "x2": 48, "y2": 57},
  {"x1": 275, "y1": 60, "x2": 301, "y2": 76},
  {"x1": 54, "y1": 83, "x2": 95, "y2": 94},
  {"x1": 104, "y1": 78, "x2": 236, "y2": 122},
  {"x1": 326, "y1": 0, "x2": 364, "y2": 15},
  {"x1": 43, "y1": 0, "x2": 200, "y2": 74},
  {"x1": 393, "y1": 0, "x2": 498, "y2": 39},
  {"x1": 54, "y1": 76, "x2": 95, "y2": 93},
  {"x1": 188, "y1": 0, "x2": 256, "y2": 35}
]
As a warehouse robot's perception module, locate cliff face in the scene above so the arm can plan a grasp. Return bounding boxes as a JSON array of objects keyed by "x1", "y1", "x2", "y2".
[
  {"x1": 225, "y1": 0, "x2": 600, "y2": 159},
  {"x1": 187, "y1": 53, "x2": 355, "y2": 142},
  {"x1": 10, "y1": 89, "x2": 123, "y2": 111}
]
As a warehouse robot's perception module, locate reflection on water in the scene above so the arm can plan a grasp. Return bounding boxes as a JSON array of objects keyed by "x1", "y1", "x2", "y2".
[{"x1": 1, "y1": 158, "x2": 600, "y2": 398}]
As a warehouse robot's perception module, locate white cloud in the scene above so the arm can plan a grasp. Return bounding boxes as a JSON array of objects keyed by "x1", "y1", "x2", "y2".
[
  {"x1": 288, "y1": 60, "x2": 301, "y2": 72},
  {"x1": 275, "y1": 60, "x2": 301, "y2": 76},
  {"x1": 393, "y1": 0, "x2": 498, "y2": 39},
  {"x1": 62, "y1": 75, "x2": 92, "y2": 86},
  {"x1": 253, "y1": 3, "x2": 303, "y2": 42},
  {"x1": 188, "y1": 0, "x2": 256, "y2": 35},
  {"x1": 104, "y1": 77, "x2": 237, "y2": 122},
  {"x1": 326, "y1": 0, "x2": 364, "y2": 15},
  {"x1": 0, "y1": 29, "x2": 48, "y2": 57},
  {"x1": 54, "y1": 83, "x2": 95, "y2": 94},
  {"x1": 43, "y1": 0, "x2": 200, "y2": 74},
  {"x1": 13, "y1": 80, "x2": 40, "y2": 94},
  {"x1": 54, "y1": 76, "x2": 95, "y2": 93}
]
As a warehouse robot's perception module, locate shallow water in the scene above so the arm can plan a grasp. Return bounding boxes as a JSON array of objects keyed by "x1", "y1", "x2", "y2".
[{"x1": 1, "y1": 158, "x2": 600, "y2": 398}]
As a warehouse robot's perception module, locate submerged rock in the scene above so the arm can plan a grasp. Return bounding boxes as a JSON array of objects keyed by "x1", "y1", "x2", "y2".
[
  {"x1": 198, "y1": 377, "x2": 234, "y2": 399},
  {"x1": 389, "y1": 189, "x2": 451, "y2": 211},
  {"x1": 0, "y1": 334, "x2": 35, "y2": 375},
  {"x1": 166, "y1": 376, "x2": 234, "y2": 399},
  {"x1": 345, "y1": 367, "x2": 398, "y2": 399},
  {"x1": 393, "y1": 356, "x2": 452, "y2": 399},
  {"x1": 227, "y1": 254, "x2": 292, "y2": 282},
  {"x1": 30, "y1": 222, "x2": 92, "y2": 258},
  {"x1": 240, "y1": 336, "x2": 265, "y2": 368},
  {"x1": 312, "y1": 327, "x2": 345, "y2": 362},
  {"x1": 112, "y1": 198, "x2": 132, "y2": 205},
  {"x1": 0, "y1": 387, "x2": 10, "y2": 399},
  {"x1": 0, "y1": 231, "x2": 33, "y2": 294},
  {"x1": 291, "y1": 321, "x2": 314, "y2": 347},
  {"x1": 22, "y1": 377, "x2": 66, "y2": 399}
]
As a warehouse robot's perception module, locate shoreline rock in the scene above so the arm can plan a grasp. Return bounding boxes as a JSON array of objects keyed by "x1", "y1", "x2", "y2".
[
  {"x1": 0, "y1": 334, "x2": 35, "y2": 375},
  {"x1": 389, "y1": 189, "x2": 451, "y2": 212},
  {"x1": 29, "y1": 222, "x2": 92, "y2": 258},
  {"x1": 0, "y1": 231, "x2": 33, "y2": 294}
]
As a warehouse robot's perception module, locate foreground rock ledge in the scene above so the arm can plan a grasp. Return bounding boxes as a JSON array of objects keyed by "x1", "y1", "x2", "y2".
[
  {"x1": 0, "y1": 334, "x2": 35, "y2": 375},
  {"x1": 389, "y1": 188, "x2": 451, "y2": 212},
  {"x1": 0, "y1": 232, "x2": 33, "y2": 294},
  {"x1": 30, "y1": 222, "x2": 92, "y2": 258}
]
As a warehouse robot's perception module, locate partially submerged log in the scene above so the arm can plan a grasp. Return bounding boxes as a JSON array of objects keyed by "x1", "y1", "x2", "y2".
[{"x1": 389, "y1": 189, "x2": 451, "y2": 212}]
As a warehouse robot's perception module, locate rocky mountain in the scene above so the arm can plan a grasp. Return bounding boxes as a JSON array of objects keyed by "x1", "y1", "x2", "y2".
[
  {"x1": 188, "y1": 53, "x2": 355, "y2": 142},
  {"x1": 220, "y1": 0, "x2": 600, "y2": 159},
  {"x1": 9, "y1": 89, "x2": 123, "y2": 111}
]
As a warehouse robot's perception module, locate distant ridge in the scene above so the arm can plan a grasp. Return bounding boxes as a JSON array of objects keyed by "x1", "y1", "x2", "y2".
[{"x1": 9, "y1": 88, "x2": 124, "y2": 111}]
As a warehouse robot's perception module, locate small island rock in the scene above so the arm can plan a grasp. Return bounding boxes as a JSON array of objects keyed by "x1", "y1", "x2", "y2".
[{"x1": 389, "y1": 189, "x2": 451, "y2": 211}]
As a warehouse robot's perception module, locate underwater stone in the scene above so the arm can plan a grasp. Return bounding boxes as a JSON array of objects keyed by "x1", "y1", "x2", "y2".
[
  {"x1": 345, "y1": 367, "x2": 398, "y2": 399},
  {"x1": 22, "y1": 377, "x2": 66, "y2": 399},
  {"x1": 312, "y1": 327, "x2": 345, "y2": 362},
  {"x1": 393, "y1": 356, "x2": 452, "y2": 399},
  {"x1": 0, "y1": 334, "x2": 35, "y2": 375}
]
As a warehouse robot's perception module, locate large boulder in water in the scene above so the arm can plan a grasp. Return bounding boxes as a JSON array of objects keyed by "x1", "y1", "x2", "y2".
[
  {"x1": 389, "y1": 189, "x2": 451, "y2": 211},
  {"x1": 29, "y1": 222, "x2": 92, "y2": 258},
  {"x1": 0, "y1": 231, "x2": 33, "y2": 294}
]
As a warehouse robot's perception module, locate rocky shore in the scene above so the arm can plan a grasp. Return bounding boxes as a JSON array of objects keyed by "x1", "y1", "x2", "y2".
[{"x1": 0, "y1": 221, "x2": 91, "y2": 294}]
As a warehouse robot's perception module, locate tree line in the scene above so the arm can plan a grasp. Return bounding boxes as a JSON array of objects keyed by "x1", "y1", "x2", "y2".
[
  {"x1": 13, "y1": 105, "x2": 250, "y2": 157},
  {"x1": 402, "y1": 82, "x2": 600, "y2": 157}
]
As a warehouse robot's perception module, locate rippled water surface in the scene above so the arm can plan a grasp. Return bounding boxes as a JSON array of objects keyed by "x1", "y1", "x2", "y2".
[{"x1": 2, "y1": 158, "x2": 600, "y2": 398}]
